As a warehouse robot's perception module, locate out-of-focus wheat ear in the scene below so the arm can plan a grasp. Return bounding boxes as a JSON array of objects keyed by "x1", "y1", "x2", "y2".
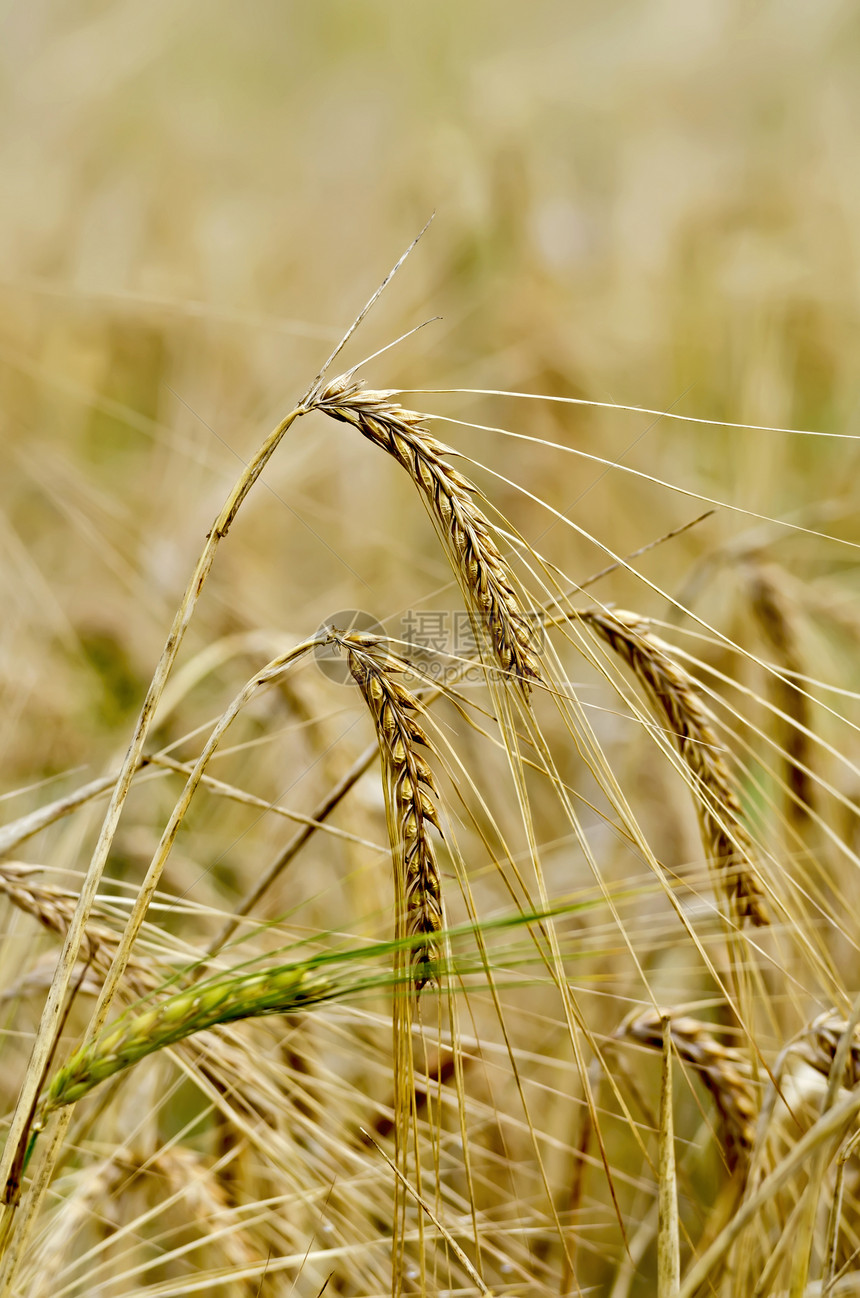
[
  {"x1": 310, "y1": 374, "x2": 542, "y2": 695},
  {"x1": 789, "y1": 1010, "x2": 860, "y2": 1089},
  {"x1": 151, "y1": 1145, "x2": 258, "y2": 1268},
  {"x1": 747, "y1": 562, "x2": 814, "y2": 821},
  {"x1": 0, "y1": 864, "x2": 159, "y2": 996},
  {"x1": 19, "y1": 1152, "x2": 131, "y2": 1298},
  {"x1": 23, "y1": 1145, "x2": 257, "y2": 1297},
  {"x1": 579, "y1": 608, "x2": 770, "y2": 927},
  {"x1": 340, "y1": 632, "x2": 444, "y2": 991},
  {"x1": 619, "y1": 1008, "x2": 757, "y2": 1172}
]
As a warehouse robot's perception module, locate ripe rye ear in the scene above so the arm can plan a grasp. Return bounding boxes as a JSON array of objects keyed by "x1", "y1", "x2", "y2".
[
  {"x1": 580, "y1": 608, "x2": 769, "y2": 927},
  {"x1": 311, "y1": 375, "x2": 542, "y2": 695},
  {"x1": 339, "y1": 632, "x2": 444, "y2": 991}
]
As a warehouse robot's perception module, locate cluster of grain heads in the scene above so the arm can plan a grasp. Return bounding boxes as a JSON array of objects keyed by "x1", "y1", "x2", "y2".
[
  {"x1": 579, "y1": 608, "x2": 770, "y2": 927},
  {"x1": 618, "y1": 1007, "x2": 758, "y2": 1172},
  {"x1": 308, "y1": 373, "x2": 542, "y2": 694},
  {"x1": 337, "y1": 631, "x2": 444, "y2": 990}
]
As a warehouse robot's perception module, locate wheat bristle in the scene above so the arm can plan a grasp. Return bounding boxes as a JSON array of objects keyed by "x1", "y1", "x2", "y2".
[
  {"x1": 339, "y1": 632, "x2": 444, "y2": 990},
  {"x1": 310, "y1": 373, "x2": 541, "y2": 693},
  {"x1": 621, "y1": 1007, "x2": 757, "y2": 1170},
  {"x1": 580, "y1": 608, "x2": 770, "y2": 927}
]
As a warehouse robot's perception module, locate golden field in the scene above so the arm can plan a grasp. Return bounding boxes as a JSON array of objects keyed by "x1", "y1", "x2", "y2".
[{"x1": 2, "y1": 5, "x2": 860, "y2": 1295}]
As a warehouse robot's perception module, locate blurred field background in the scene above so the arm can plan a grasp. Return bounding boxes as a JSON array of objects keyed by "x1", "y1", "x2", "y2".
[
  {"x1": 3, "y1": 2, "x2": 860, "y2": 1295},
  {"x1": 3, "y1": 0, "x2": 860, "y2": 776}
]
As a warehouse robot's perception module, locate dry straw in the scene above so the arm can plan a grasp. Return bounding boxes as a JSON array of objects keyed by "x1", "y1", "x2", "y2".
[
  {"x1": 580, "y1": 608, "x2": 769, "y2": 927},
  {"x1": 620, "y1": 1007, "x2": 757, "y2": 1171},
  {"x1": 338, "y1": 631, "x2": 444, "y2": 990},
  {"x1": 310, "y1": 373, "x2": 542, "y2": 694}
]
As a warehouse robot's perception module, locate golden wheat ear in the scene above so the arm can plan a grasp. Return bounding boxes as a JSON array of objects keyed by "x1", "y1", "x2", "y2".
[
  {"x1": 336, "y1": 631, "x2": 444, "y2": 991},
  {"x1": 579, "y1": 607, "x2": 770, "y2": 927},
  {"x1": 311, "y1": 375, "x2": 542, "y2": 695}
]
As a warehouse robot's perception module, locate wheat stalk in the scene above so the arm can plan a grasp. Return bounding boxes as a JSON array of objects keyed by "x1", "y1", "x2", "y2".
[
  {"x1": 579, "y1": 607, "x2": 770, "y2": 926},
  {"x1": 619, "y1": 1007, "x2": 757, "y2": 1171},
  {"x1": 337, "y1": 631, "x2": 444, "y2": 990},
  {"x1": 309, "y1": 373, "x2": 542, "y2": 693}
]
